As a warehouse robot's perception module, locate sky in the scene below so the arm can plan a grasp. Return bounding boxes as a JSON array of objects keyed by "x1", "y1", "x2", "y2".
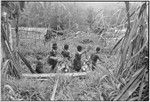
[
  {"x1": 78, "y1": 2, "x2": 140, "y2": 10},
  {"x1": 77, "y1": 2, "x2": 124, "y2": 11},
  {"x1": 68, "y1": 2, "x2": 141, "y2": 11},
  {"x1": 39, "y1": 2, "x2": 142, "y2": 12}
]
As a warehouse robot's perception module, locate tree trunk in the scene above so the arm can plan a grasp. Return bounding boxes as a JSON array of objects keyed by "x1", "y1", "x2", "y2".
[{"x1": 16, "y1": 16, "x2": 19, "y2": 51}]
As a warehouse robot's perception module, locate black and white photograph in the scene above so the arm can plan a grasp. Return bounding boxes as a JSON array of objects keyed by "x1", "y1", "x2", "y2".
[{"x1": 1, "y1": 1, "x2": 149, "y2": 101}]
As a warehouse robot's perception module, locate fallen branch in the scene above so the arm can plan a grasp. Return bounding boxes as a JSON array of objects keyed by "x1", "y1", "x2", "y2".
[
  {"x1": 11, "y1": 28, "x2": 43, "y2": 34},
  {"x1": 50, "y1": 77, "x2": 59, "y2": 101},
  {"x1": 22, "y1": 71, "x2": 91, "y2": 78}
]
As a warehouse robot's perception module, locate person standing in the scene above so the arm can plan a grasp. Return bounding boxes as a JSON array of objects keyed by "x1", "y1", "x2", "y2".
[
  {"x1": 48, "y1": 43, "x2": 58, "y2": 72},
  {"x1": 73, "y1": 45, "x2": 87, "y2": 72},
  {"x1": 61, "y1": 44, "x2": 70, "y2": 60}
]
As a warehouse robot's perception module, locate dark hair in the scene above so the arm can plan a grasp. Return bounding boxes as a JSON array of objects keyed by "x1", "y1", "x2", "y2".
[
  {"x1": 64, "y1": 44, "x2": 69, "y2": 50},
  {"x1": 52, "y1": 43, "x2": 57, "y2": 50},
  {"x1": 77, "y1": 45, "x2": 82, "y2": 52},
  {"x1": 36, "y1": 55, "x2": 42, "y2": 60},
  {"x1": 96, "y1": 47, "x2": 100, "y2": 52}
]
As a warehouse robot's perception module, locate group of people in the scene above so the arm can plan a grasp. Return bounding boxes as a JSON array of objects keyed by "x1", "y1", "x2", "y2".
[{"x1": 35, "y1": 43, "x2": 104, "y2": 73}]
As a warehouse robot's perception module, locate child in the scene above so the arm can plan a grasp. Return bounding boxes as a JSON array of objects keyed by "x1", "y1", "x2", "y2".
[
  {"x1": 90, "y1": 47, "x2": 104, "y2": 71},
  {"x1": 73, "y1": 45, "x2": 87, "y2": 72},
  {"x1": 60, "y1": 44, "x2": 71, "y2": 73},
  {"x1": 61, "y1": 44, "x2": 70, "y2": 60},
  {"x1": 35, "y1": 55, "x2": 43, "y2": 73},
  {"x1": 48, "y1": 43, "x2": 58, "y2": 72}
]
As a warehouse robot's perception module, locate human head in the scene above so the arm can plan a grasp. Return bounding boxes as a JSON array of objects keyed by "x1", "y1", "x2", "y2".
[
  {"x1": 36, "y1": 55, "x2": 42, "y2": 60},
  {"x1": 77, "y1": 45, "x2": 82, "y2": 52},
  {"x1": 52, "y1": 43, "x2": 57, "y2": 50},
  {"x1": 96, "y1": 47, "x2": 100, "y2": 52},
  {"x1": 64, "y1": 44, "x2": 69, "y2": 50}
]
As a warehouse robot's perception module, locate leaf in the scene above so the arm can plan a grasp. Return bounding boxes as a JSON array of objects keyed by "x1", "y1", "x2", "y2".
[
  {"x1": 117, "y1": 1, "x2": 132, "y2": 76},
  {"x1": 127, "y1": 39, "x2": 148, "y2": 64},
  {"x1": 17, "y1": 52, "x2": 36, "y2": 73},
  {"x1": 132, "y1": 67, "x2": 144, "y2": 78},
  {"x1": 101, "y1": 92, "x2": 109, "y2": 101},
  {"x1": 4, "y1": 84, "x2": 15, "y2": 96},
  {"x1": 109, "y1": 90, "x2": 118, "y2": 97},
  {"x1": 111, "y1": 36, "x2": 124, "y2": 54},
  {"x1": 114, "y1": 67, "x2": 145, "y2": 101},
  {"x1": 138, "y1": 68, "x2": 146, "y2": 100},
  {"x1": 117, "y1": 6, "x2": 144, "y2": 76},
  {"x1": 138, "y1": 2, "x2": 147, "y2": 18},
  {"x1": 103, "y1": 82, "x2": 114, "y2": 89},
  {"x1": 2, "y1": 26, "x2": 21, "y2": 79},
  {"x1": 128, "y1": 96, "x2": 139, "y2": 101},
  {"x1": 96, "y1": 64, "x2": 120, "y2": 85},
  {"x1": 121, "y1": 6, "x2": 140, "y2": 24},
  {"x1": 2, "y1": 60, "x2": 10, "y2": 74},
  {"x1": 126, "y1": 81, "x2": 140, "y2": 96}
]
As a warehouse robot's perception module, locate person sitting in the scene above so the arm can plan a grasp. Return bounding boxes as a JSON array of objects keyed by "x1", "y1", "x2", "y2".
[
  {"x1": 48, "y1": 43, "x2": 58, "y2": 72},
  {"x1": 90, "y1": 47, "x2": 104, "y2": 71},
  {"x1": 35, "y1": 55, "x2": 43, "y2": 73}
]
